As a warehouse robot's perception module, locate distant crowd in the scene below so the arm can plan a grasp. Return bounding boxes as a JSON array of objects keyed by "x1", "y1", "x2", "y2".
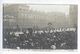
[{"x1": 3, "y1": 28, "x2": 77, "y2": 49}]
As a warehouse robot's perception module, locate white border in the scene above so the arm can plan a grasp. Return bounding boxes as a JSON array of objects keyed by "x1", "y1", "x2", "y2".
[{"x1": 0, "y1": 0, "x2": 80, "y2": 54}]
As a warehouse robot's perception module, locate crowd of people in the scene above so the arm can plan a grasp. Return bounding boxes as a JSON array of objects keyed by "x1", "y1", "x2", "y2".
[{"x1": 3, "y1": 28, "x2": 77, "y2": 49}]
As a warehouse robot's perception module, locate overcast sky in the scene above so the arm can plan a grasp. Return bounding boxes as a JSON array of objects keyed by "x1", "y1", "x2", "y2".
[{"x1": 29, "y1": 5, "x2": 70, "y2": 15}]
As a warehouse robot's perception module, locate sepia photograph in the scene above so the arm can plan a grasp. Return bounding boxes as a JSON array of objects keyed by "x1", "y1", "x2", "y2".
[{"x1": 3, "y1": 4, "x2": 78, "y2": 50}]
